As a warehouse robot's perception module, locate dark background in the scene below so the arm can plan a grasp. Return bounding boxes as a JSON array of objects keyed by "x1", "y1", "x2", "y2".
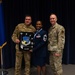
[{"x1": 2, "y1": 0, "x2": 75, "y2": 69}]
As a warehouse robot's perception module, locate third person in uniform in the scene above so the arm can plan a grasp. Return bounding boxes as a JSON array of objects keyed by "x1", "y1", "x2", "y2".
[{"x1": 48, "y1": 14, "x2": 65, "y2": 75}]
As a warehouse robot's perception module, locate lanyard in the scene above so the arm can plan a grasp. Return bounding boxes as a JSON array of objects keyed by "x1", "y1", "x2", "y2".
[{"x1": 34, "y1": 28, "x2": 42, "y2": 38}]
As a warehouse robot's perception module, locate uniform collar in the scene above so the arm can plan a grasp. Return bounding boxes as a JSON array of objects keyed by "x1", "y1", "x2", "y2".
[
  {"x1": 36, "y1": 28, "x2": 42, "y2": 32},
  {"x1": 24, "y1": 23, "x2": 32, "y2": 27},
  {"x1": 51, "y1": 23, "x2": 58, "y2": 29}
]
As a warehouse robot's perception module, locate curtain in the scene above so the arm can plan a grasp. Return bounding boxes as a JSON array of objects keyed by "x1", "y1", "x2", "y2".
[{"x1": 2, "y1": 0, "x2": 75, "y2": 68}]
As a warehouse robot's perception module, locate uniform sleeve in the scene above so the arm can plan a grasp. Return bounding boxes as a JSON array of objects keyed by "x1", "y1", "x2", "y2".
[
  {"x1": 33, "y1": 32, "x2": 47, "y2": 51},
  {"x1": 11, "y1": 26, "x2": 19, "y2": 43},
  {"x1": 57, "y1": 27, "x2": 65, "y2": 53}
]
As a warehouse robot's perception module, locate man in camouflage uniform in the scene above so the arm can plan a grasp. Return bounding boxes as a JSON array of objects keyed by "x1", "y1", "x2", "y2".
[
  {"x1": 48, "y1": 14, "x2": 65, "y2": 75},
  {"x1": 12, "y1": 15, "x2": 36, "y2": 75}
]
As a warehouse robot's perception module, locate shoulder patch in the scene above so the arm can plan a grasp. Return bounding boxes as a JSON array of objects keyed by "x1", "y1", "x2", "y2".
[{"x1": 43, "y1": 34, "x2": 47, "y2": 41}]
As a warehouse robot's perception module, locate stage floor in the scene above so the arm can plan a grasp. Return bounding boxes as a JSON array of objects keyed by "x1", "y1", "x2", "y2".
[{"x1": 0, "y1": 64, "x2": 75, "y2": 75}]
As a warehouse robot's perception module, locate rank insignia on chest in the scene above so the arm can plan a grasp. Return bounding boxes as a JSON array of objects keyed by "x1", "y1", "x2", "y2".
[
  {"x1": 36, "y1": 34, "x2": 41, "y2": 38},
  {"x1": 19, "y1": 32, "x2": 34, "y2": 51}
]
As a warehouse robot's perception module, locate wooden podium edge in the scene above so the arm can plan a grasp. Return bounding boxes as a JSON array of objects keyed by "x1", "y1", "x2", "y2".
[{"x1": 0, "y1": 42, "x2": 7, "y2": 49}]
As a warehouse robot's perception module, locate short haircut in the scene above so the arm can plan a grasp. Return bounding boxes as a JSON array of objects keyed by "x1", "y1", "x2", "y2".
[
  {"x1": 36, "y1": 20, "x2": 42, "y2": 25},
  {"x1": 25, "y1": 15, "x2": 32, "y2": 19},
  {"x1": 50, "y1": 13, "x2": 57, "y2": 19}
]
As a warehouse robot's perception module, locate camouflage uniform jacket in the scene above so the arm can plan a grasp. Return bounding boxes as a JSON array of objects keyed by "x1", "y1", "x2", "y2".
[
  {"x1": 12, "y1": 23, "x2": 36, "y2": 50},
  {"x1": 48, "y1": 23, "x2": 65, "y2": 53}
]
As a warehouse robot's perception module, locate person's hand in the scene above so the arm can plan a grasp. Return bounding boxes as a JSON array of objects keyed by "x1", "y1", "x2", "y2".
[
  {"x1": 54, "y1": 53, "x2": 61, "y2": 57},
  {"x1": 29, "y1": 50, "x2": 33, "y2": 52},
  {"x1": 15, "y1": 39, "x2": 20, "y2": 44}
]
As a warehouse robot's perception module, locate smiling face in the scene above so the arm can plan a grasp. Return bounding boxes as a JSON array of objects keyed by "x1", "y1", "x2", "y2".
[
  {"x1": 36, "y1": 21, "x2": 42, "y2": 30},
  {"x1": 50, "y1": 14, "x2": 57, "y2": 26}
]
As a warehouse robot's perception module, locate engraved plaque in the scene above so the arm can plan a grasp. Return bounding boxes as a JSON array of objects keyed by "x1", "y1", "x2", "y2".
[{"x1": 19, "y1": 32, "x2": 34, "y2": 51}]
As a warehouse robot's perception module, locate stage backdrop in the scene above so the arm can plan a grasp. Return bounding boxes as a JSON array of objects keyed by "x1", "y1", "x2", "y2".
[{"x1": 1, "y1": 0, "x2": 75, "y2": 68}]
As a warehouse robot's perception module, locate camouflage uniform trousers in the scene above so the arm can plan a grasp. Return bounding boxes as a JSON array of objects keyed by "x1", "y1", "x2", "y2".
[
  {"x1": 15, "y1": 49, "x2": 31, "y2": 75},
  {"x1": 49, "y1": 51, "x2": 63, "y2": 75}
]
